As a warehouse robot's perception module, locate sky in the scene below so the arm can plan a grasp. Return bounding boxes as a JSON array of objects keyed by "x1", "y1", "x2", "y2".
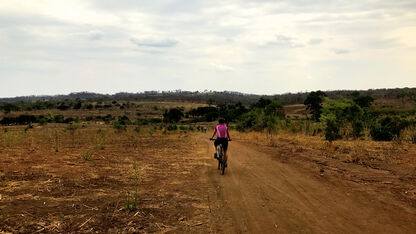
[{"x1": 1, "y1": 0, "x2": 416, "y2": 98}]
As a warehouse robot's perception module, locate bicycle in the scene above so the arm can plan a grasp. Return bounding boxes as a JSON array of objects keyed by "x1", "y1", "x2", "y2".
[{"x1": 210, "y1": 138, "x2": 231, "y2": 175}]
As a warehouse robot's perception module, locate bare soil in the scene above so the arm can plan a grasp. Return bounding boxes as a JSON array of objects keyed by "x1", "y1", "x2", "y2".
[{"x1": 1, "y1": 129, "x2": 416, "y2": 233}]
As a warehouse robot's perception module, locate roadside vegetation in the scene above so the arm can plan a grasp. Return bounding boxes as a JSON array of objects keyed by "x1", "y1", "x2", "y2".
[{"x1": 0, "y1": 89, "x2": 415, "y2": 144}]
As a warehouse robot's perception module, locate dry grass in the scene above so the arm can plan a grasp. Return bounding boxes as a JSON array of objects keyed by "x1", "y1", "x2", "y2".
[
  {"x1": 0, "y1": 124, "x2": 197, "y2": 158},
  {"x1": 233, "y1": 130, "x2": 414, "y2": 167},
  {"x1": 0, "y1": 124, "x2": 209, "y2": 233}
]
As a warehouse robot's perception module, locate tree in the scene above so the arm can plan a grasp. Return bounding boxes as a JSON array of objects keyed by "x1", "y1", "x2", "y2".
[
  {"x1": 163, "y1": 108, "x2": 184, "y2": 123},
  {"x1": 187, "y1": 106, "x2": 219, "y2": 121},
  {"x1": 353, "y1": 95, "x2": 374, "y2": 108},
  {"x1": 207, "y1": 98, "x2": 215, "y2": 106},
  {"x1": 1, "y1": 103, "x2": 20, "y2": 114},
  {"x1": 57, "y1": 102, "x2": 71, "y2": 111},
  {"x1": 304, "y1": 91, "x2": 327, "y2": 121},
  {"x1": 73, "y1": 101, "x2": 82, "y2": 109},
  {"x1": 251, "y1": 98, "x2": 272, "y2": 109},
  {"x1": 236, "y1": 99, "x2": 285, "y2": 132},
  {"x1": 264, "y1": 100, "x2": 285, "y2": 119},
  {"x1": 320, "y1": 98, "x2": 365, "y2": 141}
]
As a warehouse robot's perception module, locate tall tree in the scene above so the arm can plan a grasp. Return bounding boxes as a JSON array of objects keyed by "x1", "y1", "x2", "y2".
[{"x1": 304, "y1": 91, "x2": 327, "y2": 121}]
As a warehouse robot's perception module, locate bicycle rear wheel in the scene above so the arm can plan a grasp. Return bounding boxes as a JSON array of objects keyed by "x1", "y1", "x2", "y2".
[{"x1": 219, "y1": 145, "x2": 225, "y2": 175}]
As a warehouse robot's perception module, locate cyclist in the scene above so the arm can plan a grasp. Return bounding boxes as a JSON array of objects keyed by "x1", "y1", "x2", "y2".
[{"x1": 211, "y1": 118, "x2": 231, "y2": 167}]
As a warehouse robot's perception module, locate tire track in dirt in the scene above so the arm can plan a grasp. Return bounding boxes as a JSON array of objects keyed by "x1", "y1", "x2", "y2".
[{"x1": 202, "y1": 135, "x2": 416, "y2": 233}]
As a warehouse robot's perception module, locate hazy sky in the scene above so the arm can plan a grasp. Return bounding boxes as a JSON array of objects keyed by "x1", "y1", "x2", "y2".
[{"x1": 1, "y1": 0, "x2": 415, "y2": 97}]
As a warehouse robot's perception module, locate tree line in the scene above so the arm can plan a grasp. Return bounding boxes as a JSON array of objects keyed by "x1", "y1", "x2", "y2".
[
  {"x1": 1, "y1": 90, "x2": 415, "y2": 143},
  {"x1": 1, "y1": 88, "x2": 415, "y2": 106}
]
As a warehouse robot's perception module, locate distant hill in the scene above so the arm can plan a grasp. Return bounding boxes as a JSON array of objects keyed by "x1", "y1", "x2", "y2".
[{"x1": 0, "y1": 88, "x2": 415, "y2": 106}]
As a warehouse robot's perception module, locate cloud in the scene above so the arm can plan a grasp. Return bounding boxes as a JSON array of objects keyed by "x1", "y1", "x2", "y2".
[
  {"x1": 308, "y1": 38, "x2": 323, "y2": 45},
  {"x1": 332, "y1": 48, "x2": 350, "y2": 54},
  {"x1": 69, "y1": 30, "x2": 104, "y2": 40},
  {"x1": 0, "y1": 11, "x2": 67, "y2": 28},
  {"x1": 130, "y1": 37, "x2": 178, "y2": 48},
  {"x1": 87, "y1": 30, "x2": 103, "y2": 40},
  {"x1": 210, "y1": 63, "x2": 235, "y2": 72},
  {"x1": 267, "y1": 35, "x2": 304, "y2": 48}
]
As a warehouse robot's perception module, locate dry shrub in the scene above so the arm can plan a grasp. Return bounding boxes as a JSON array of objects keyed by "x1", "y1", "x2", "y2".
[
  {"x1": 401, "y1": 126, "x2": 416, "y2": 143},
  {"x1": 0, "y1": 128, "x2": 27, "y2": 148}
]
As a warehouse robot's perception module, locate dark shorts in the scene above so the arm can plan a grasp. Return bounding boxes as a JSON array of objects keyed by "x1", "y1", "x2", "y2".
[{"x1": 214, "y1": 138, "x2": 228, "y2": 151}]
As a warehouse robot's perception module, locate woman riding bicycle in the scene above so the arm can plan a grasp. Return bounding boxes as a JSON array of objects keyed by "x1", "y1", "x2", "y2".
[{"x1": 211, "y1": 118, "x2": 231, "y2": 167}]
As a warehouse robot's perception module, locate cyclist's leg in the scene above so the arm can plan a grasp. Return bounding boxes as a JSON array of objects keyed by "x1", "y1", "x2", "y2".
[{"x1": 213, "y1": 139, "x2": 219, "y2": 158}]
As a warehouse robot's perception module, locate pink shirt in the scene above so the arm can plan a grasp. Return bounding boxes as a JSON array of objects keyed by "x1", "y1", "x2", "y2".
[{"x1": 216, "y1": 124, "x2": 229, "y2": 138}]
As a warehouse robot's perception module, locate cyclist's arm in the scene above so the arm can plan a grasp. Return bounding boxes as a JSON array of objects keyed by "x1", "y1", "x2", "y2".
[
  {"x1": 227, "y1": 128, "x2": 231, "y2": 140},
  {"x1": 211, "y1": 128, "x2": 217, "y2": 139}
]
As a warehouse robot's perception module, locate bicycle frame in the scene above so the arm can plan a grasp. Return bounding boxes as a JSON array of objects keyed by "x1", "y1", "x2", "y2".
[{"x1": 211, "y1": 138, "x2": 230, "y2": 175}]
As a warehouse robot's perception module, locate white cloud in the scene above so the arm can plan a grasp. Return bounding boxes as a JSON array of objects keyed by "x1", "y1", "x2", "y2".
[
  {"x1": 130, "y1": 37, "x2": 178, "y2": 48},
  {"x1": 309, "y1": 38, "x2": 324, "y2": 45},
  {"x1": 266, "y1": 35, "x2": 304, "y2": 48},
  {"x1": 210, "y1": 63, "x2": 235, "y2": 72},
  {"x1": 87, "y1": 30, "x2": 104, "y2": 40},
  {"x1": 332, "y1": 48, "x2": 350, "y2": 54}
]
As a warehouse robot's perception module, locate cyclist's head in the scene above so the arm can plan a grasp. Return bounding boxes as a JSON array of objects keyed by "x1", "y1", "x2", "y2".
[{"x1": 218, "y1": 118, "x2": 225, "y2": 124}]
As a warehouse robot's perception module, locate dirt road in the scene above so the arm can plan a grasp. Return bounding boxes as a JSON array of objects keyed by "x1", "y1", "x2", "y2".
[{"x1": 201, "y1": 135, "x2": 416, "y2": 233}]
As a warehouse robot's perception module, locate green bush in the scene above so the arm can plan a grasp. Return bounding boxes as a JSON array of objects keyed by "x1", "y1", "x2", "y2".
[
  {"x1": 324, "y1": 118, "x2": 341, "y2": 142},
  {"x1": 112, "y1": 121, "x2": 127, "y2": 131},
  {"x1": 38, "y1": 117, "x2": 48, "y2": 126},
  {"x1": 320, "y1": 98, "x2": 365, "y2": 141},
  {"x1": 370, "y1": 116, "x2": 411, "y2": 141},
  {"x1": 352, "y1": 121, "x2": 364, "y2": 138},
  {"x1": 236, "y1": 100, "x2": 284, "y2": 132},
  {"x1": 118, "y1": 115, "x2": 131, "y2": 125},
  {"x1": 167, "y1": 124, "x2": 178, "y2": 131},
  {"x1": 54, "y1": 115, "x2": 65, "y2": 123}
]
